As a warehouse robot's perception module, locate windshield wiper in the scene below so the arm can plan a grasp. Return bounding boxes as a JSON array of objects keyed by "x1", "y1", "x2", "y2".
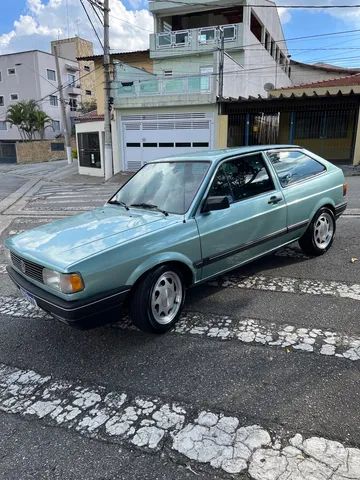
[
  {"x1": 130, "y1": 203, "x2": 169, "y2": 216},
  {"x1": 108, "y1": 199, "x2": 130, "y2": 210}
]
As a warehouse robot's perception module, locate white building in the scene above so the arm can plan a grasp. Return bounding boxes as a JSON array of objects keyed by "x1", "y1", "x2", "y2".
[{"x1": 0, "y1": 50, "x2": 81, "y2": 142}]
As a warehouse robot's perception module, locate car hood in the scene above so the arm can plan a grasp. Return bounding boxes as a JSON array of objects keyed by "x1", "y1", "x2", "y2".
[{"x1": 6, "y1": 205, "x2": 180, "y2": 270}]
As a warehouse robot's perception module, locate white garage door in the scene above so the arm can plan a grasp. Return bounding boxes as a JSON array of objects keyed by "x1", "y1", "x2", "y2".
[{"x1": 121, "y1": 113, "x2": 213, "y2": 171}]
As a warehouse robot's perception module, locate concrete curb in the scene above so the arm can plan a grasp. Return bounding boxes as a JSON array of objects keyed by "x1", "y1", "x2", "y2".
[{"x1": 0, "y1": 178, "x2": 41, "y2": 214}]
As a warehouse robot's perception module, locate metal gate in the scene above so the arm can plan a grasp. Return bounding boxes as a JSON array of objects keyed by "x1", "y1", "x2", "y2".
[
  {"x1": 228, "y1": 113, "x2": 280, "y2": 147},
  {"x1": 0, "y1": 143, "x2": 17, "y2": 163}
]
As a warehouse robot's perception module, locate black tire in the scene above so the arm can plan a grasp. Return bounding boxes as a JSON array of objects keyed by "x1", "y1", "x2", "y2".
[
  {"x1": 129, "y1": 264, "x2": 186, "y2": 334},
  {"x1": 299, "y1": 207, "x2": 336, "y2": 256}
]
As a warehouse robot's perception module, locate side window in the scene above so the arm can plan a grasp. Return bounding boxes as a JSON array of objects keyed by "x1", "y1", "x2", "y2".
[
  {"x1": 208, "y1": 163, "x2": 233, "y2": 200},
  {"x1": 208, "y1": 154, "x2": 274, "y2": 203},
  {"x1": 267, "y1": 150, "x2": 326, "y2": 187},
  {"x1": 229, "y1": 154, "x2": 274, "y2": 201}
]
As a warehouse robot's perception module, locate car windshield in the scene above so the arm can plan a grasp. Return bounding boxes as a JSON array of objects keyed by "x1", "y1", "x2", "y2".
[{"x1": 110, "y1": 161, "x2": 210, "y2": 215}]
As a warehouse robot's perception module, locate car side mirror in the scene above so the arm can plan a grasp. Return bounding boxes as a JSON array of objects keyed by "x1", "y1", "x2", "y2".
[{"x1": 202, "y1": 196, "x2": 230, "y2": 213}]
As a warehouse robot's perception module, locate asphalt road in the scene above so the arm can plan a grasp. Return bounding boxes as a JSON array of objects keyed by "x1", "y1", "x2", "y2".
[{"x1": 0, "y1": 165, "x2": 359, "y2": 480}]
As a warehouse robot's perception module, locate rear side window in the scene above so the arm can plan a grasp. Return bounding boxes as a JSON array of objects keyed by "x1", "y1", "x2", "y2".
[
  {"x1": 208, "y1": 153, "x2": 274, "y2": 203},
  {"x1": 267, "y1": 150, "x2": 326, "y2": 187}
]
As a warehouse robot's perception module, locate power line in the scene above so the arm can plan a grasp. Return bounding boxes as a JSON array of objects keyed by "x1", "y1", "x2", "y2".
[
  {"x1": 88, "y1": 0, "x2": 104, "y2": 26},
  {"x1": 80, "y1": 0, "x2": 104, "y2": 50},
  {"x1": 108, "y1": 12, "x2": 154, "y2": 33}
]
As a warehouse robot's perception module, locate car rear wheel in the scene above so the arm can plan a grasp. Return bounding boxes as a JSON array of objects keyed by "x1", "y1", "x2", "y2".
[
  {"x1": 299, "y1": 207, "x2": 336, "y2": 256},
  {"x1": 130, "y1": 265, "x2": 185, "y2": 333}
]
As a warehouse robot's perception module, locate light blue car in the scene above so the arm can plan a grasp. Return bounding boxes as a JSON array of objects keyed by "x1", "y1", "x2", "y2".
[{"x1": 5, "y1": 146, "x2": 347, "y2": 333}]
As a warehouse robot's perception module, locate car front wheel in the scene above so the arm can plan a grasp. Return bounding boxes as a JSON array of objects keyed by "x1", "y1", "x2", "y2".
[
  {"x1": 299, "y1": 207, "x2": 336, "y2": 256},
  {"x1": 130, "y1": 265, "x2": 185, "y2": 333}
]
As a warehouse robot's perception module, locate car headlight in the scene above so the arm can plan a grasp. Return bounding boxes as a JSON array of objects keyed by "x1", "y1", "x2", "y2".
[
  {"x1": 4, "y1": 248, "x2": 12, "y2": 265},
  {"x1": 42, "y1": 269, "x2": 84, "y2": 294}
]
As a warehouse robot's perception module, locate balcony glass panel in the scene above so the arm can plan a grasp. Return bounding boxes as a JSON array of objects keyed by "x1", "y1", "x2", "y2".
[
  {"x1": 119, "y1": 83, "x2": 135, "y2": 95},
  {"x1": 163, "y1": 78, "x2": 184, "y2": 93},
  {"x1": 223, "y1": 25, "x2": 237, "y2": 41},
  {"x1": 188, "y1": 76, "x2": 202, "y2": 92},
  {"x1": 114, "y1": 74, "x2": 213, "y2": 99},
  {"x1": 174, "y1": 31, "x2": 189, "y2": 46},
  {"x1": 140, "y1": 80, "x2": 160, "y2": 94},
  {"x1": 158, "y1": 33, "x2": 171, "y2": 48},
  {"x1": 198, "y1": 28, "x2": 216, "y2": 44}
]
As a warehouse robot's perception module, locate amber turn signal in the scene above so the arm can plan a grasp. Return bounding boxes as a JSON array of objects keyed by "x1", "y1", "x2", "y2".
[{"x1": 343, "y1": 183, "x2": 348, "y2": 197}]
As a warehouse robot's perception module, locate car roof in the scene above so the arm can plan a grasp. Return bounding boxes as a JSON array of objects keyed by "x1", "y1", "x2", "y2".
[{"x1": 150, "y1": 145, "x2": 301, "y2": 164}]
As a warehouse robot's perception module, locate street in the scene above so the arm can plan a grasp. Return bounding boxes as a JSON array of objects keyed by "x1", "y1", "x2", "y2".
[{"x1": 0, "y1": 161, "x2": 359, "y2": 480}]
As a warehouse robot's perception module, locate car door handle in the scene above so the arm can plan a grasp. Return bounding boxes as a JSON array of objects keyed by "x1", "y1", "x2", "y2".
[{"x1": 268, "y1": 195, "x2": 283, "y2": 205}]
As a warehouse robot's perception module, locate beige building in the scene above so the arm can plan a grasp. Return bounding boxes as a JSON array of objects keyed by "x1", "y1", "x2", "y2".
[
  {"x1": 51, "y1": 37, "x2": 96, "y2": 108},
  {"x1": 77, "y1": 50, "x2": 153, "y2": 115}
]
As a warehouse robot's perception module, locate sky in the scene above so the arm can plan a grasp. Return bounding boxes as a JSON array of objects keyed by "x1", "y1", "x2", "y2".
[{"x1": 1, "y1": 0, "x2": 360, "y2": 69}]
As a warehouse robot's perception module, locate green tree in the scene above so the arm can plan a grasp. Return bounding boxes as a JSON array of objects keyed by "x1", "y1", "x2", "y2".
[
  {"x1": 6, "y1": 100, "x2": 53, "y2": 141},
  {"x1": 79, "y1": 99, "x2": 97, "y2": 114},
  {"x1": 32, "y1": 110, "x2": 53, "y2": 140}
]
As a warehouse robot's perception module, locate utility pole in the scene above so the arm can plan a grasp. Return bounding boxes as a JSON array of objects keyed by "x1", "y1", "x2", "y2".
[
  {"x1": 218, "y1": 27, "x2": 225, "y2": 114},
  {"x1": 103, "y1": 0, "x2": 113, "y2": 181},
  {"x1": 54, "y1": 45, "x2": 72, "y2": 165}
]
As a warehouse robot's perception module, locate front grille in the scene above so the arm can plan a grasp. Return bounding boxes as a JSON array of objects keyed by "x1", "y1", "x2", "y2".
[{"x1": 10, "y1": 252, "x2": 44, "y2": 284}]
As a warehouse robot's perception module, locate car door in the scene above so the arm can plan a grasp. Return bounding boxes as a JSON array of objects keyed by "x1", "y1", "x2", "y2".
[
  {"x1": 195, "y1": 152, "x2": 288, "y2": 280},
  {"x1": 265, "y1": 149, "x2": 328, "y2": 235}
]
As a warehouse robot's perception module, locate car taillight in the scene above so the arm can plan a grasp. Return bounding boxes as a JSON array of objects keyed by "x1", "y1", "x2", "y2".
[{"x1": 343, "y1": 183, "x2": 348, "y2": 196}]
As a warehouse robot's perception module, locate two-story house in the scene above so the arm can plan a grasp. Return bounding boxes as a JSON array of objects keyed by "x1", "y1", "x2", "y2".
[
  {"x1": 76, "y1": 0, "x2": 293, "y2": 176},
  {"x1": 115, "y1": 0, "x2": 292, "y2": 172},
  {"x1": 0, "y1": 50, "x2": 81, "y2": 144}
]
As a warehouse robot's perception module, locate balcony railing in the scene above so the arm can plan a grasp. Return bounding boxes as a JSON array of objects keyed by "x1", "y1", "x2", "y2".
[
  {"x1": 151, "y1": 23, "x2": 241, "y2": 55},
  {"x1": 117, "y1": 74, "x2": 214, "y2": 97}
]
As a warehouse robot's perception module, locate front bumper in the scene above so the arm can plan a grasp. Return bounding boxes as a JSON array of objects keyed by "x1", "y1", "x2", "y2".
[{"x1": 7, "y1": 266, "x2": 130, "y2": 325}]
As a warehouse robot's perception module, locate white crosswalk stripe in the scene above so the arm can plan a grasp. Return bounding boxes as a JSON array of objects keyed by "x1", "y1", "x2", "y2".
[
  {"x1": 209, "y1": 274, "x2": 360, "y2": 301},
  {"x1": 24, "y1": 184, "x2": 117, "y2": 212},
  {"x1": 0, "y1": 362, "x2": 358, "y2": 478},
  {"x1": 0, "y1": 293, "x2": 359, "y2": 361}
]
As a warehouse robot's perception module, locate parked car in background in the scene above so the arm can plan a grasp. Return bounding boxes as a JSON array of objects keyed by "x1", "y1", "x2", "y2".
[{"x1": 5, "y1": 146, "x2": 347, "y2": 333}]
